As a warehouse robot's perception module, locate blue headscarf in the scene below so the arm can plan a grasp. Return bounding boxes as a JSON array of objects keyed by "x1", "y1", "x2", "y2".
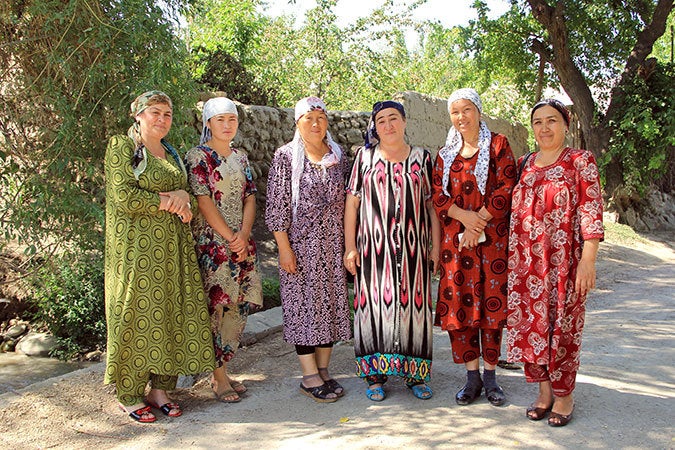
[{"x1": 364, "y1": 100, "x2": 406, "y2": 149}]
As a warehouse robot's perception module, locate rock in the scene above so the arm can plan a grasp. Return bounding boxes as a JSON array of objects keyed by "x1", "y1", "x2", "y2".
[
  {"x1": 15, "y1": 332, "x2": 58, "y2": 357},
  {"x1": 1, "y1": 339, "x2": 16, "y2": 352},
  {"x1": 5, "y1": 323, "x2": 28, "y2": 339},
  {"x1": 84, "y1": 350, "x2": 103, "y2": 361}
]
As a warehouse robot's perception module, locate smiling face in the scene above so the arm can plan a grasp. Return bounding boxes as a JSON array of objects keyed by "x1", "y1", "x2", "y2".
[
  {"x1": 296, "y1": 110, "x2": 328, "y2": 147},
  {"x1": 136, "y1": 102, "x2": 172, "y2": 141},
  {"x1": 531, "y1": 104, "x2": 568, "y2": 152},
  {"x1": 207, "y1": 113, "x2": 239, "y2": 143},
  {"x1": 374, "y1": 107, "x2": 406, "y2": 146},
  {"x1": 449, "y1": 98, "x2": 480, "y2": 140}
]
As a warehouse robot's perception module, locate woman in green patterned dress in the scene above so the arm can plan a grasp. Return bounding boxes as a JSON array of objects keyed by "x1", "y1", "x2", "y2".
[{"x1": 104, "y1": 91, "x2": 215, "y2": 423}]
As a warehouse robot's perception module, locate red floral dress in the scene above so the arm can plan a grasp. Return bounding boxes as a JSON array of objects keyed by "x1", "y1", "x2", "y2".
[{"x1": 506, "y1": 148, "x2": 604, "y2": 391}]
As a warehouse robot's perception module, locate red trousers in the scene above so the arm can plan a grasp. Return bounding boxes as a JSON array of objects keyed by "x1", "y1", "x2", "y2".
[
  {"x1": 524, "y1": 363, "x2": 577, "y2": 397},
  {"x1": 448, "y1": 327, "x2": 502, "y2": 365}
]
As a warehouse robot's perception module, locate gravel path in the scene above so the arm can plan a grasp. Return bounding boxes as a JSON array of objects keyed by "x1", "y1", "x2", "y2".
[{"x1": 0, "y1": 229, "x2": 673, "y2": 449}]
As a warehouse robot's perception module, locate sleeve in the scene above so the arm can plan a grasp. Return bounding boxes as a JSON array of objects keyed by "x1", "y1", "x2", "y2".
[
  {"x1": 431, "y1": 151, "x2": 454, "y2": 224},
  {"x1": 483, "y1": 134, "x2": 517, "y2": 220},
  {"x1": 104, "y1": 135, "x2": 161, "y2": 216},
  {"x1": 576, "y1": 150, "x2": 605, "y2": 241},
  {"x1": 346, "y1": 147, "x2": 364, "y2": 197},
  {"x1": 185, "y1": 147, "x2": 212, "y2": 197},
  {"x1": 241, "y1": 153, "x2": 258, "y2": 197},
  {"x1": 265, "y1": 146, "x2": 292, "y2": 232}
]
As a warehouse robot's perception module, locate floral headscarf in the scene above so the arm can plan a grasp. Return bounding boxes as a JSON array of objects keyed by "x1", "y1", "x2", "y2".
[
  {"x1": 364, "y1": 100, "x2": 406, "y2": 149},
  {"x1": 290, "y1": 96, "x2": 342, "y2": 216},
  {"x1": 127, "y1": 90, "x2": 185, "y2": 180},
  {"x1": 200, "y1": 97, "x2": 238, "y2": 144},
  {"x1": 438, "y1": 88, "x2": 492, "y2": 196}
]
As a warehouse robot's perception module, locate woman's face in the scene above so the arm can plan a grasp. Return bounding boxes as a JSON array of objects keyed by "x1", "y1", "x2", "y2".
[
  {"x1": 297, "y1": 110, "x2": 328, "y2": 147},
  {"x1": 136, "y1": 102, "x2": 172, "y2": 141},
  {"x1": 374, "y1": 107, "x2": 406, "y2": 146},
  {"x1": 207, "y1": 113, "x2": 239, "y2": 143},
  {"x1": 449, "y1": 99, "x2": 480, "y2": 139},
  {"x1": 531, "y1": 105, "x2": 568, "y2": 152}
]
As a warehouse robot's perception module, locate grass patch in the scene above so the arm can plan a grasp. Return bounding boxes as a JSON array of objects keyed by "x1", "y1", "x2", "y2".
[{"x1": 603, "y1": 221, "x2": 652, "y2": 247}]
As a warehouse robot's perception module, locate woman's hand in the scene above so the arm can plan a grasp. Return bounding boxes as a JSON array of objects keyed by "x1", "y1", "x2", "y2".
[
  {"x1": 459, "y1": 209, "x2": 488, "y2": 235},
  {"x1": 458, "y1": 229, "x2": 481, "y2": 251},
  {"x1": 575, "y1": 258, "x2": 596, "y2": 296},
  {"x1": 159, "y1": 190, "x2": 192, "y2": 222},
  {"x1": 229, "y1": 230, "x2": 248, "y2": 254},
  {"x1": 278, "y1": 247, "x2": 297, "y2": 274},
  {"x1": 343, "y1": 248, "x2": 360, "y2": 275},
  {"x1": 430, "y1": 246, "x2": 440, "y2": 276}
]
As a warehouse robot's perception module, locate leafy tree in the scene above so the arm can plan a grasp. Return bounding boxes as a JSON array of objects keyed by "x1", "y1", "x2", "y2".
[
  {"x1": 0, "y1": 0, "x2": 199, "y2": 262},
  {"x1": 465, "y1": 0, "x2": 674, "y2": 198}
]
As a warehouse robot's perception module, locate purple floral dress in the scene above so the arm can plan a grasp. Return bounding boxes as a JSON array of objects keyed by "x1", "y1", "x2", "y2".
[
  {"x1": 186, "y1": 145, "x2": 262, "y2": 364},
  {"x1": 265, "y1": 143, "x2": 352, "y2": 346}
]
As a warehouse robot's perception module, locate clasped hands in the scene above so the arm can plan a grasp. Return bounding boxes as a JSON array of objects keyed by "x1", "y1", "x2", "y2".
[
  {"x1": 159, "y1": 190, "x2": 192, "y2": 223},
  {"x1": 458, "y1": 210, "x2": 488, "y2": 251},
  {"x1": 228, "y1": 231, "x2": 249, "y2": 262}
]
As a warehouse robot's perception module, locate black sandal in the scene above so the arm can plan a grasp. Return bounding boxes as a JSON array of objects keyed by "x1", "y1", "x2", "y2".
[
  {"x1": 299, "y1": 383, "x2": 338, "y2": 403},
  {"x1": 324, "y1": 379, "x2": 345, "y2": 397}
]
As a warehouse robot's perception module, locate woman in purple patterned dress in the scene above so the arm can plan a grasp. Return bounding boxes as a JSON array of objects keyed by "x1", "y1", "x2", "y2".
[
  {"x1": 344, "y1": 101, "x2": 440, "y2": 402},
  {"x1": 265, "y1": 97, "x2": 352, "y2": 403},
  {"x1": 186, "y1": 97, "x2": 263, "y2": 403}
]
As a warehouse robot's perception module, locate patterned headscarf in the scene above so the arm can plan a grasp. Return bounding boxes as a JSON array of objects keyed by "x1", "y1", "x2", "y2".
[
  {"x1": 200, "y1": 97, "x2": 238, "y2": 144},
  {"x1": 438, "y1": 88, "x2": 492, "y2": 196},
  {"x1": 530, "y1": 98, "x2": 571, "y2": 127},
  {"x1": 291, "y1": 96, "x2": 342, "y2": 216},
  {"x1": 364, "y1": 100, "x2": 406, "y2": 149},
  {"x1": 126, "y1": 90, "x2": 185, "y2": 180}
]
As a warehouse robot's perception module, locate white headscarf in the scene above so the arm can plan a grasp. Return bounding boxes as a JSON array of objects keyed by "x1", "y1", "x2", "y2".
[
  {"x1": 200, "y1": 97, "x2": 238, "y2": 144},
  {"x1": 291, "y1": 96, "x2": 342, "y2": 216},
  {"x1": 438, "y1": 88, "x2": 492, "y2": 196}
]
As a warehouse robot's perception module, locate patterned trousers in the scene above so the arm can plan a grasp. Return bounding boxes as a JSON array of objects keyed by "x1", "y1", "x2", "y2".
[
  {"x1": 448, "y1": 327, "x2": 502, "y2": 365},
  {"x1": 523, "y1": 363, "x2": 577, "y2": 397}
]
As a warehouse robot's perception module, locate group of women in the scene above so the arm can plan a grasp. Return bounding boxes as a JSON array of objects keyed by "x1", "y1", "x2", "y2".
[{"x1": 104, "y1": 88, "x2": 603, "y2": 428}]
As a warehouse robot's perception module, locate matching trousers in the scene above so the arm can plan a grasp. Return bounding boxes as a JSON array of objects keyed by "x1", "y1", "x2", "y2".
[
  {"x1": 523, "y1": 363, "x2": 577, "y2": 397},
  {"x1": 116, "y1": 373, "x2": 177, "y2": 406},
  {"x1": 448, "y1": 327, "x2": 502, "y2": 365}
]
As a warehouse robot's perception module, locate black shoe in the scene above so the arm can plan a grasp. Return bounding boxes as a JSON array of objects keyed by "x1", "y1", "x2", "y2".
[
  {"x1": 485, "y1": 385, "x2": 505, "y2": 406},
  {"x1": 455, "y1": 381, "x2": 483, "y2": 406}
]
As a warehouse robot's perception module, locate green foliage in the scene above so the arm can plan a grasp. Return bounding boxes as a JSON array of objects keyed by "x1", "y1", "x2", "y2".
[
  {"x1": 261, "y1": 277, "x2": 281, "y2": 310},
  {"x1": 604, "y1": 61, "x2": 675, "y2": 194},
  {"x1": 0, "y1": 0, "x2": 199, "y2": 262},
  {"x1": 30, "y1": 251, "x2": 106, "y2": 360}
]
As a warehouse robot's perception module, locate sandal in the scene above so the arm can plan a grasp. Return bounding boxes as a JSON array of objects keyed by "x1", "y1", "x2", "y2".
[
  {"x1": 526, "y1": 403, "x2": 553, "y2": 421},
  {"x1": 365, "y1": 386, "x2": 386, "y2": 402},
  {"x1": 120, "y1": 404, "x2": 156, "y2": 423},
  {"x1": 299, "y1": 382, "x2": 338, "y2": 403},
  {"x1": 548, "y1": 406, "x2": 574, "y2": 427},
  {"x1": 324, "y1": 379, "x2": 345, "y2": 397},
  {"x1": 231, "y1": 380, "x2": 248, "y2": 394},
  {"x1": 406, "y1": 381, "x2": 433, "y2": 400},
  {"x1": 214, "y1": 389, "x2": 241, "y2": 403},
  {"x1": 146, "y1": 400, "x2": 182, "y2": 417}
]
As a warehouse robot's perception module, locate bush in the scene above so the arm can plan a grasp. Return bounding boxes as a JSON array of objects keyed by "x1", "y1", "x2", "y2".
[
  {"x1": 261, "y1": 277, "x2": 281, "y2": 311},
  {"x1": 30, "y1": 251, "x2": 106, "y2": 360}
]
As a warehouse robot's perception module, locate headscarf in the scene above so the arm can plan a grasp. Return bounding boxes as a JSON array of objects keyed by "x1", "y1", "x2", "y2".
[
  {"x1": 200, "y1": 97, "x2": 239, "y2": 144},
  {"x1": 530, "y1": 98, "x2": 571, "y2": 127},
  {"x1": 127, "y1": 90, "x2": 185, "y2": 180},
  {"x1": 291, "y1": 96, "x2": 342, "y2": 216},
  {"x1": 438, "y1": 88, "x2": 492, "y2": 196},
  {"x1": 364, "y1": 100, "x2": 406, "y2": 149}
]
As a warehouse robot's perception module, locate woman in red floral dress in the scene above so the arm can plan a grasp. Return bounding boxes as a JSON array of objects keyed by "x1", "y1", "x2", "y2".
[
  {"x1": 507, "y1": 99, "x2": 604, "y2": 427},
  {"x1": 432, "y1": 88, "x2": 517, "y2": 407}
]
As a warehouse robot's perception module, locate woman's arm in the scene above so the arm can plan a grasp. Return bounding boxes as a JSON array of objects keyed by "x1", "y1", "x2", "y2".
[
  {"x1": 575, "y1": 238, "x2": 599, "y2": 296},
  {"x1": 230, "y1": 193, "x2": 256, "y2": 258},
  {"x1": 343, "y1": 193, "x2": 360, "y2": 275},
  {"x1": 272, "y1": 231, "x2": 297, "y2": 274},
  {"x1": 427, "y1": 199, "x2": 440, "y2": 275}
]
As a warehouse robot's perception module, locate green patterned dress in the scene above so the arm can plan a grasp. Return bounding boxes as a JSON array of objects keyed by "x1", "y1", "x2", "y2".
[{"x1": 104, "y1": 135, "x2": 215, "y2": 387}]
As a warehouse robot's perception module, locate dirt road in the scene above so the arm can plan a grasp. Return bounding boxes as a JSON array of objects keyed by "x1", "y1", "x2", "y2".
[{"x1": 0, "y1": 227, "x2": 673, "y2": 449}]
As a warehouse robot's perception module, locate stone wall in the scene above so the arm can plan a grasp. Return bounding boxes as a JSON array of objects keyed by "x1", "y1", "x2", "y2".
[{"x1": 195, "y1": 91, "x2": 531, "y2": 245}]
